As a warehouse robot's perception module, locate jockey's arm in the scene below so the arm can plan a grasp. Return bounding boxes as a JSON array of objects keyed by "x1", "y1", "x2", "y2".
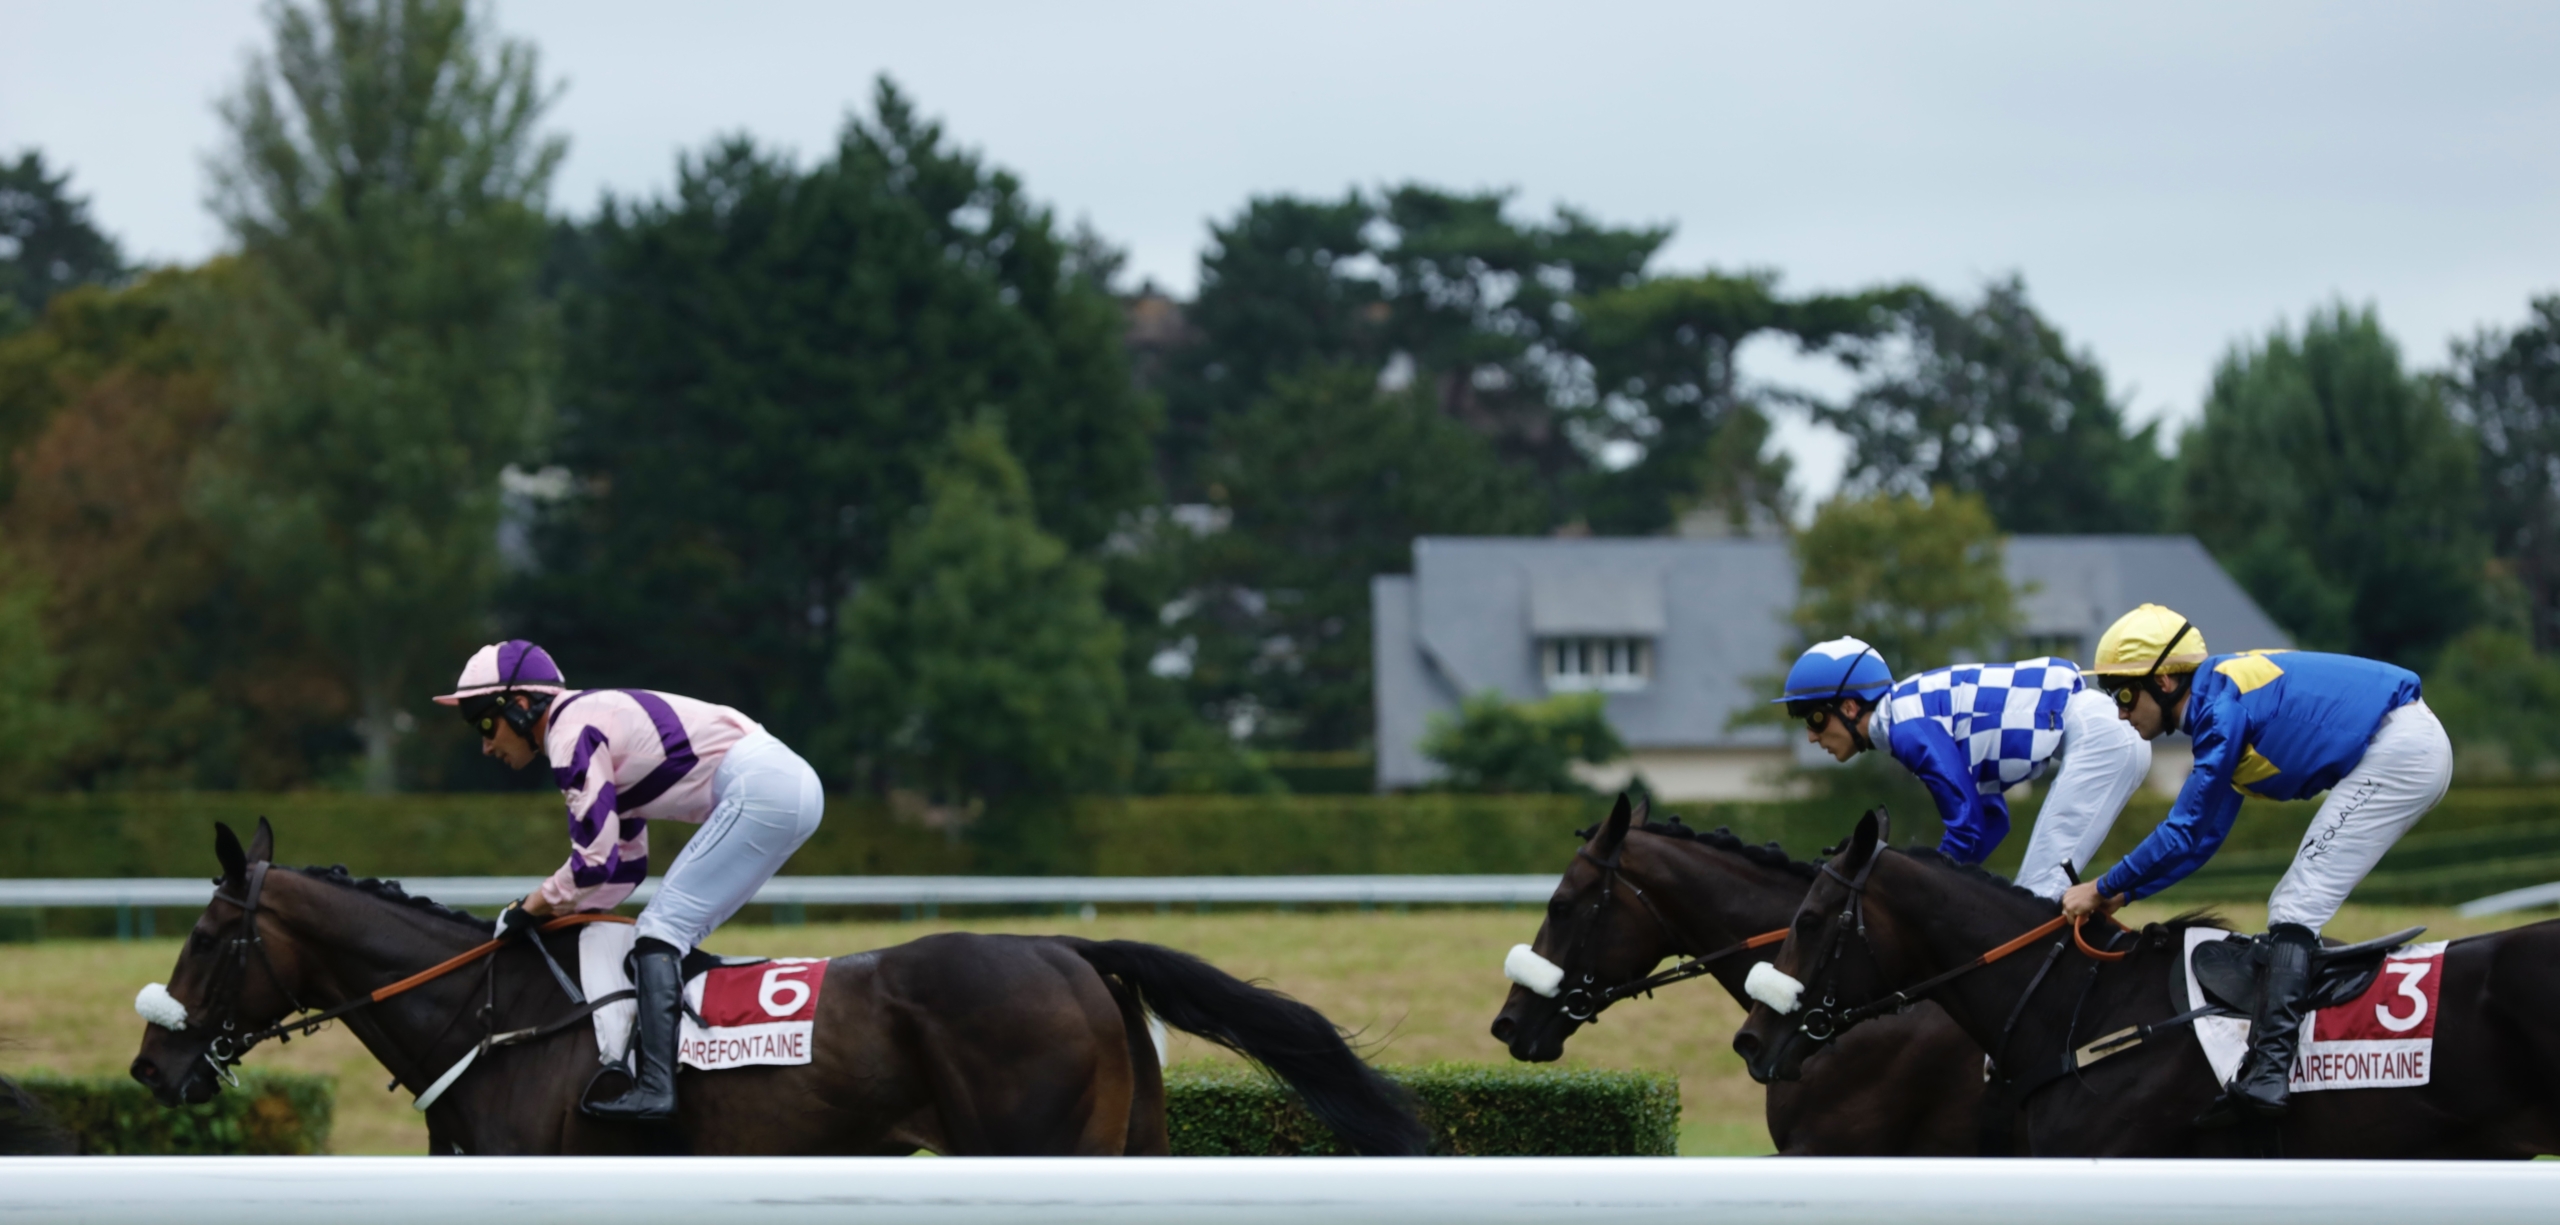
[
  {"x1": 1889, "y1": 719, "x2": 2009, "y2": 863},
  {"x1": 2095, "y1": 704, "x2": 2246, "y2": 902}
]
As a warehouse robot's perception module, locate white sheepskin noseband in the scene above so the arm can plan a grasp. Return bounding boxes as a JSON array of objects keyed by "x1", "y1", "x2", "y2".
[
  {"x1": 135, "y1": 982, "x2": 190, "y2": 1031},
  {"x1": 1744, "y1": 962, "x2": 1804, "y2": 1015},
  {"x1": 1504, "y1": 944, "x2": 1565, "y2": 998}
]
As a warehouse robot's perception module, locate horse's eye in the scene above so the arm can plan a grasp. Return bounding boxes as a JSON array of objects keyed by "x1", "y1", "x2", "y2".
[
  {"x1": 1794, "y1": 913, "x2": 1823, "y2": 933},
  {"x1": 189, "y1": 929, "x2": 213, "y2": 953}
]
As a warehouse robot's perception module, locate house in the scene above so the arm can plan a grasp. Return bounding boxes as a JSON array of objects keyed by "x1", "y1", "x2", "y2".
[{"x1": 1371, "y1": 535, "x2": 2292, "y2": 800}]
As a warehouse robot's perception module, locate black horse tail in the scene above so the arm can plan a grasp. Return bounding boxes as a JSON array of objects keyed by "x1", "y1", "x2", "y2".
[{"x1": 1062, "y1": 938, "x2": 1430, "y2": 1156}]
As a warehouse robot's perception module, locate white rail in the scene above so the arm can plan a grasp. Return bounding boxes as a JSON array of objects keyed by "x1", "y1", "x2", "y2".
[
  {"x1": 0, "y1": 874, "x2": 1557, "y2": 909},
  {"x1": 2458, "y1": 880, "x2": 2560, "y2": 917},
  {"x1": 4, "y1": 1156, "x2": 2558, "y2": 1224}
]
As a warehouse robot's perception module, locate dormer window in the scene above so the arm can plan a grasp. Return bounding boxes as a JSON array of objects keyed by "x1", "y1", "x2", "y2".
[{"x1": 1544, "y1": 636, "x2": 1651, "y2": 692}]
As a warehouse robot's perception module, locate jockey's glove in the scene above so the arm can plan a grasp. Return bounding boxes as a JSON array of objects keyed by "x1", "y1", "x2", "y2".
[{"x1": 495, "y1": 899, "x2": 543, "y2": 941}]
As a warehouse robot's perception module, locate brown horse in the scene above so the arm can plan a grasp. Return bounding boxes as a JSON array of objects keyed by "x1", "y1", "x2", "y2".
[
  {"x1": 1735, "y1": 808, "x2": 2560, "y2": 1157},
  {"x1": 129, "y1": 820, "x2": 1428, "y2": 1156},
  {"x1": 1490, "y1": 793, "x2": 1984, "y2": 1154}
]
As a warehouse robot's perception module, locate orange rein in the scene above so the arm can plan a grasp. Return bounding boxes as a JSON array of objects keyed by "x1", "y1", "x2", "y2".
[
  {"x1": 1966, "y1": 912, "x2": 2131, "y2": 973},
  {"x1": 368, "y1": 912, "x2": 633, "y2": 1003},
  {"x1": 1744, "y1": 927, "x2": 1789, "y2": 950}
]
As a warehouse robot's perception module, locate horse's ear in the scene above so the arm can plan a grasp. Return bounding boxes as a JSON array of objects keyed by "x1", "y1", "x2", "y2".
[
  {"x1": 247, "y1": 817, "x2": 275, "y2": 865},
  {"x1": 1629, "y1": 791, "x2": 1651, "y2": 827},
  {"x1": 1593, "y1": 791, "x2": 1634, "y2": 857},
  {"x1": 214, "y1": 822, "x2": 248, "y2": 883},
  {"x1": 1835, "y1": 807, "x2": 1884, "y2": 876}
]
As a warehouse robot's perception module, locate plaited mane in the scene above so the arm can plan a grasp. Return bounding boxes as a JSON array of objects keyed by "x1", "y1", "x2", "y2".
[{"x1": 289, "y1": 864, "x2": 487, "y2": 929}]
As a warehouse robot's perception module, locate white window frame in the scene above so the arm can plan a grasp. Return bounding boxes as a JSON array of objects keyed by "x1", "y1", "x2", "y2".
[{"x1": 1542, "y1": 636, "x2": 1652, "y2": 693}]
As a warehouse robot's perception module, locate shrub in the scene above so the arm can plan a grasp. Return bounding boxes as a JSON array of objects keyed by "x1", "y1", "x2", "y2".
[
  {"x1": 1421, "y1": 691, "x2": 1627, "y2": 794},
  {"x1": 1166, "y1": 1062, "x2": 1677, "y2": 1156},
  {"x1": 20, "y1": 1069, "x2": 332, "y2": 1154}
]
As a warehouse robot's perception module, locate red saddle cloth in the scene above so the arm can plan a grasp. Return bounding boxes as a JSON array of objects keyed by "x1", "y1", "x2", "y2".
[
  {"x1": 678, "y1": 958, "x2": 827, "y2": 1071},
  {"x1": 2290, "y1": 941, "x2": 2445, "y2": 1092}
]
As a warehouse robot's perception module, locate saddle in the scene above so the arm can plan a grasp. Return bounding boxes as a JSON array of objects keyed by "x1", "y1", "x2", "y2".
[{"x1": 2189, "y1": 926, "x2": 2427, "y2": 1015}]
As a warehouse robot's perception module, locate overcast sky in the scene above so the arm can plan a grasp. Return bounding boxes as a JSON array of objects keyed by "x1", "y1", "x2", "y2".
[{"x1": 6, "y1": 1, "x2": 2556, "y2": 500}]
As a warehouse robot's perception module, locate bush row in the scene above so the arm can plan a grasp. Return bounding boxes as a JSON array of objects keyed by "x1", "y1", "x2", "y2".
[
  {"x1": 1164, "y1": 1062, "x2": 1678, "y2": 1156},
  {"x1": 11, "y1": 1064, "x2": 1666, "y2": 1157},
  {"x1": 17, "y1": 1070, "x2": 333, "y2": 1155},
  {"x1": 4, "y1": 785, "x2": 2554, "y2": 908}
]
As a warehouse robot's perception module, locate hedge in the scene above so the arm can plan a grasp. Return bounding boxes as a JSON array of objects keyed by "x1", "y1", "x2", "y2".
[
  {"x1": 5, "y1": 785, "x2": 2559, "y2": 910},
  {"x1": 18, "y1": 1070, "x2": 333, "y2": 1155},
  {"x1": 1164, "y1": 1062, "x2": 1678, "y2": 1156}
]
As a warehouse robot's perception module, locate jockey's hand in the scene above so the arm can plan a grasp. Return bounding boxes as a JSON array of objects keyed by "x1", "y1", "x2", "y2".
[
  {"x1": 2060, "y1": 881, "x2": 2123, "y2": 920},
  {"x1": 494, "y1": 898, "x2": 544, "y2": 941}
]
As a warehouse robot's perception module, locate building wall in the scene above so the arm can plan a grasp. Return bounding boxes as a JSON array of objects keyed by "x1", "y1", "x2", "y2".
[{"x1": 1573, "y1": 747, "x2": 1801, "y2": 802}]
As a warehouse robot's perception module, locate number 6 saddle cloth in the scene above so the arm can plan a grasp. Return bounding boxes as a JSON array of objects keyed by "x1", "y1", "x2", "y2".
[
  {"x1": 579, "y1": 923, "x2": 828, "y2": 1072},
  {"x1": 2181, "y1": 926, "x2": 2447, "y2": 1093}
]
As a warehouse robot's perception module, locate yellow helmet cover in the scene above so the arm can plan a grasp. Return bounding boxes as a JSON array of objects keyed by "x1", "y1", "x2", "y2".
[{"x1": 2091, "y1": 604, "x2": 2209, "y2": 677}]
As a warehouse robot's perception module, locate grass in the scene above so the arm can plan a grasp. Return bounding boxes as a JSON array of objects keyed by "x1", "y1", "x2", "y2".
[{"x1": 4, "y1": 902, "x2": 2545, "y2": 1155}]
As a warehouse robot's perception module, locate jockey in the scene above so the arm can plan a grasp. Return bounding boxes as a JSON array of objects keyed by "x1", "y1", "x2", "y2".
[
  {"x1": 2060, "y1": 603, "x2": 2451, "y2": 1125},
  {"x1": 1774, "y1": 635, "x2": 2152, "y2": 900},
  {"x1": 433, "y1": 640, "x2": 824, "y2": 1123}
]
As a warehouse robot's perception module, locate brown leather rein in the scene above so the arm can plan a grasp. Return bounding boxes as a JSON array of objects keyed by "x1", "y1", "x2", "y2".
[{"x1": 197, "y1": 862, "x2": 634, "y2": 1072}]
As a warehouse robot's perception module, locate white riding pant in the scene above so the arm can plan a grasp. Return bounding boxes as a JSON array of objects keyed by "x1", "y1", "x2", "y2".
[
  {"x1": 634, "y1": 731, "x2": 824, "y2": 953},
  {"x1": 2015, "y1": 687, "x2": 2154, "y2": 900},
  {"x1": 2266, "y1": 700, "x2": 2451, "y2": 933}
]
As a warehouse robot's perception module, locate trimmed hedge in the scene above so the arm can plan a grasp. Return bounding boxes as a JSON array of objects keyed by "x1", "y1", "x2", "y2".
[
  {"x1": 1165, "y1": 1062, "x2": 1678, "y2": 1156},
  {"x1": 4, "y1": 785, "x2": 2559, "y2": 909},
  {"x1": 20, "y1": 1070, "x2": 333, "y2": 1155}
]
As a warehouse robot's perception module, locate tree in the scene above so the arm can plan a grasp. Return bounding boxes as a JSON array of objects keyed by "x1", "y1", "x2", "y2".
[
  {"x1": 1574, "y1": 271, "x2": 1907, "y2": 534},
  {"x1": 1824, "y1": 278, "x2": 2171, "y2": 534},
  {"x1": 0, "y1": 271, "x2": 352, "y2": 788},
  {"x1": 1165, "y1": 186, "x2": 1666, "y2": 504},
  {"x1": 1788, "y1": 489, "x2": 2018, "y2": 675},
  {"x1": 519, "y1": 79, "x2": 1155, "y2": 760},
  {"x1": 2447, "y1": 296, "x2": 2560, "y2": 650},
  {"x1": 1420, "y1": 691, "x2": 1625, "y2": 794},
  {"x1": 1183, "y1": 365, "x2": 1545, "y2": 749},
  {"x1": 831, "y1": 418, "x2": 1128, "y2": 814},
  {"x1": 2178, "y1": 304, "x2": 2483, "y2": 665},
  {"x1": 0, "y1": 150, "x2": 125, "y2": 334},
  {"x1": 0, "y1": 548, "x2": 71, "y2": 789},
  {"x1": 197, "y1": 0, "x2": 560, "y2": 791}
]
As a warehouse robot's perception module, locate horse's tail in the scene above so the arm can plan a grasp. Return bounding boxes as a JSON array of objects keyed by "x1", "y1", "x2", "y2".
[{"x1": 1061, "y1": 938, "x2": 1430, "y2": 1156}]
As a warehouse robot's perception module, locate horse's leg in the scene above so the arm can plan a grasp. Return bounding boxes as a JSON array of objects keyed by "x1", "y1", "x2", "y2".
[
  {"x1": 1104, "y1": 972, "x2": 1169, "y2": 1155},
  {"x1": 1778, "y1": 1007, "x2": 1982, "y2": 1155}
]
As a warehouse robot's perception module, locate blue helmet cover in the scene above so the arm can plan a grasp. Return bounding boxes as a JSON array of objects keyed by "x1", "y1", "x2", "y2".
[{"x1": 1772, "y1": 636, "x2": 1894, "y2": 705}]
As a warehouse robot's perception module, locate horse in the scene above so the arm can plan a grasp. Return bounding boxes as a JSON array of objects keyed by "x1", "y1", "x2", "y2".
[
  {"x1": 1733, "y1": 807, "x2": 2560, "y2": 1157},
  {"x1": 0, "y1": 1073, "x2": 71, "y2": 1155},
  {"x1": 129, "y1": 820, "x2": 1429, "y2": 1156},
  {"x1": 1489, "y1": 792, "x2": 1984, "y2": 1155}
]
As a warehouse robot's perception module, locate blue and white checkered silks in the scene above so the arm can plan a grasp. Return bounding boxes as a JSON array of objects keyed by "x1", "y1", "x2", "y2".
[{"x1": 1879, "y1": 658, "x2": 2086, "y2": 794}]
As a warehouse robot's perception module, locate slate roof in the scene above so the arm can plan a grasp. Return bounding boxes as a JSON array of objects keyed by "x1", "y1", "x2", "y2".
[{"x1": 1373, "y1": 534, "x2": 2292, "y2": 790}]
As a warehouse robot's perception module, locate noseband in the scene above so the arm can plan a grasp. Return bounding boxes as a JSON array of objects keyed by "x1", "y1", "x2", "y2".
[{"x1": 1550, "y1": 844, "x2": 1786, "y2": 1023}]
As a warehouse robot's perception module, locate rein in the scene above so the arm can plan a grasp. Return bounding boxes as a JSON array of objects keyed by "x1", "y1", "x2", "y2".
[
  {"x1": 1556, "y1": 844, "x2": 1788, "y2": 1022},
  {"x1": 193, "y1": 864, "x2": 634, "y2": 1088},
  {"x1": 1787, "y1": 847, "x2": 2130, "y2": 1045}
]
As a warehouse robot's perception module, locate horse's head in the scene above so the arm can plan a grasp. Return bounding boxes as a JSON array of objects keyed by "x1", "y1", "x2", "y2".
[
  {"x1": 1732, "y1": 807, "x2": 1920, "y2": 1084},
  {"x1": 129, "y1": 819, "x2": 312, "y2": 1106},
  {"x1": 1489, "y1": 792, "x2": 1681, "y2": 1061}
]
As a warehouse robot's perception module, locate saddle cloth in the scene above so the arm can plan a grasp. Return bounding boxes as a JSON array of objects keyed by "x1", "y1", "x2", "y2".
[
  {"x1": 2181, "y1": 927, "x2": 2447, "y2": 1092},
  {"x1": 579, "y1": 923, "x2": 827, "y2": 1071}
]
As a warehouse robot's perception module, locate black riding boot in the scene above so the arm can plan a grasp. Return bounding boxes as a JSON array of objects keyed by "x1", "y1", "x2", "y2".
[
  {"x1": 2199, "y1": 922, "x2": 2317, "y2": 1127},
  {"x1": 2231, "y1": 923, "x2": 2318, "y2": 1116},
  {"x1": 585, "y1": 937, "x2": 681, "y2": 1122}
]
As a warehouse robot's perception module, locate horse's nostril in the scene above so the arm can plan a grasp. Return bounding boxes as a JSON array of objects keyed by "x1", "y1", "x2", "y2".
[
  {"x1": 1732, "y1": 1032, "x2": 1761, "y2": 1063},
  {"x1": 129, "y1": 1057, "x2": 158, "y2": 1085},
  {"x1": 1490, "y1": 1016, "x2": 1516, "y2": 1043}
]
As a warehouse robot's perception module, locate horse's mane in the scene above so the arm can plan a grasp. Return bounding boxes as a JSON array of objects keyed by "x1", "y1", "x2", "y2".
[
  {"x1": 1901, "y1": 846, "x2": 2049, "y2": 907},
  {"x1": 1578, "y1": 815, "x2": 1820, "y2": 880},
  {"x1": 1900, "y1": 849, "x2": 2237, "y2": 933},
  {"x1": 289, "y1": 864, "x2": 487, "y2": 930}
]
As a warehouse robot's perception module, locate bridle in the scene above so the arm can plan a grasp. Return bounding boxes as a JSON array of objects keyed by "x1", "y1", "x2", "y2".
[
  {"x1": 173, "y1": 862, "x2": 631, "y2": 1098},
  {"x1": 1550, "y1": 842, "x2": 1786, "y2": 1023},
  {"x1": 1777, "y1": 829, "x2": 2128, "y2": 1050}
]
